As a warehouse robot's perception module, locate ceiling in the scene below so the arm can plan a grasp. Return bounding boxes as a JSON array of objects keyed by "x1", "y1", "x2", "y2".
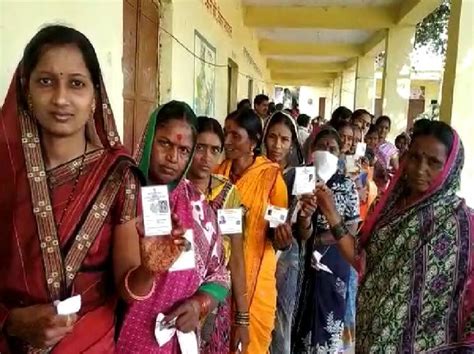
[{"x1": 241, "y1": 0, "x2": 442, "y2": 87}]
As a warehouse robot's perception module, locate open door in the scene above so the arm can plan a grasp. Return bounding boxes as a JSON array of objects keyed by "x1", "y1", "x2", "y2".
[
  {"x1": 123, "y1": 0, "x2": 159, "y2": 153},
  {"x1": 227, "y1": 59, "x2": 238, "y2": 114}
]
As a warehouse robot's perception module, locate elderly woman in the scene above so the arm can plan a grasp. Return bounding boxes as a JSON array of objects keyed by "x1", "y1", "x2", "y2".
[{"x1": 314, "y1": 119, "x2": 474, "y2": 352}]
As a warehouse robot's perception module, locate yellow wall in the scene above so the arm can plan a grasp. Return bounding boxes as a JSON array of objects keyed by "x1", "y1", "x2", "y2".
[
  {"x1": 375, "y1": 79, "x2": 441, "y2": 112},
  {"x1": 159, "y1": 0, "x2": 273, "y2": 123},
  {"x1": 298, "y1": 86, "x2": 331, "y2": 119},
  {"x1": 341, "y1": 66, "x2": 356, "y2": 110},
  {"x1": 0, "y1": 0, "x2": 124, "y2": 136}
]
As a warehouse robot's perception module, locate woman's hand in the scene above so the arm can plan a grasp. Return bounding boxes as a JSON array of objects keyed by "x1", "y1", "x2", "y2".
[
  {"x1": 6, "y1": 304, "x2": 77, "y2": 349},
  {"x1": 231, "y1": 325, "x2": 250, "y2": 353},
  {"x1": 314, "y1": 185, "x2": 341, "y2": 226},
  {"x1": 138, "y1": 213, "x2": 187, "y2": 273},
  {"x1": 273, "y1": 223, "x2": 293, "y2": 250},
  {"x1": 298, "y1": 193, "x2": 318, "y2": 219},
  {"x1": 163, "y1": 299, "x2": 200, "y2": 333}
]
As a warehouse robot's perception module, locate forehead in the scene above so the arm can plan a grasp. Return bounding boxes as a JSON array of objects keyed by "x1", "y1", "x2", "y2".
[
  {"x1": 156, "y1": 119, "x2": 193, "y2": 145},
  {"x1": 268, "y1": 122, "x2": 292, "y2": 136},
  {"x1": 32, "y1": 44, "x2": 89, "y2": 75},
  {"x1": 316, "y1": 136, "x2": 338, "y2": 146},
  {"x1": 197, "y1": 131, "x2": 221, "y2": 145},
  {"x1": 339, "y1": 126, "x2": 353, "y2": 135},
  {"x1": 411, "y1": 135, "x2": 448, "y2": 159}
]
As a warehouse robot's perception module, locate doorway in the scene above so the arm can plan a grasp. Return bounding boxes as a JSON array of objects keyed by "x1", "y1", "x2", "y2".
[
  {"x1": 227, "y1": 59, "x2": 238, "y2": 114},
  {"x1": 123, "y1": 0, "x2": 159, "y2": 153},
  {"x1": 247, "y1": 78, "x2": 254, "y2": 101}
]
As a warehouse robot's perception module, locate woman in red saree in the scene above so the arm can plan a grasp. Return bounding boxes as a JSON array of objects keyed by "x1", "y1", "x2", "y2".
[{"x1": 0, "y1": 25, "x2": 176, "y2": 353}]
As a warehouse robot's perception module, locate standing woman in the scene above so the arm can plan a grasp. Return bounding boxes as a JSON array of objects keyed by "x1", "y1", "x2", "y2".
[
  {"x1": 187, "y1": 116, "x2": 249, "y2": 353},
  {"x1": 0, "y1": 25, "x2": 170, "y2": 353},
  {"x1": 375, "y1": 115, "x2": 399, "y2": 175},
  {"x1": 117, "y1": 102, "x2": 230, "y2": 353},
  {"x1": 263, "y1": 111, "x2": 305, "y2": 354},
  {"x1": 314, "y1": 120, "x2": 474, "y2": 352},
  {"x1": 293, "y1": 127, "x2": 360, "y2": 353},
  {"x1": 215, "y1": 108, "x2": 290, "y2": 353}
]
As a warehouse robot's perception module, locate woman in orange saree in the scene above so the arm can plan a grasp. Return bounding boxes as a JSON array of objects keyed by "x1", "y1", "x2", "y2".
[
  {"x1": 0, "y1": 25, "x2": 169, "y2": 353},
  {"x1": 215, "y1": 109, "x2": 290, "y2": 353}
]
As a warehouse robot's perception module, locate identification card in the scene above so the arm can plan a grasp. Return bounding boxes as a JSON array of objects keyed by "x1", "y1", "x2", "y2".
[
  {"x1": 292, "y1": 166, "x2": 316, "y2": 195},
  {"x1": 141, "y1": 185, "x2": 172, "y2": 237},
  {"x1": 264, "y1": 205, "x2": 288, "y2": 228},
  {"x1": 355, "y1": 142, "x2": 367, "y2": 158},
  {"x1": 346, "y1": 155, "x2": 359, "y2": 174},
  {"x1": 217, "y1": 208, "x2": 242, "y2": 235}
]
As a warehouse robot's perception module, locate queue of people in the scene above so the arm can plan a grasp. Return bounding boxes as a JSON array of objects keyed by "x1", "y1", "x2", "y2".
[{"x1": 1, "y1": 25, "x2": 473, "y2": 354}]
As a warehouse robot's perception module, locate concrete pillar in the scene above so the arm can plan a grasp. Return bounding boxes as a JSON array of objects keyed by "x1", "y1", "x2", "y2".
[
  {"x1": 354, "y1": 55, "x2": 376, "y2": 112},
  {"x1": 440, "y1": 0, "x2": 474, "y2": 207},
  {"x1": 381, "y1": 26, "x2": 415, "y2": 138},
  {"x1": 341, "y1": 66, "x2": 356, "y2": 110}
]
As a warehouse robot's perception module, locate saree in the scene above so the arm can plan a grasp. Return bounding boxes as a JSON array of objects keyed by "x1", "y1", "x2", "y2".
[
  {"x1": 262, "y1": 111, "x2": 305, "y2": 354},
  {"x1": 215, "y1": 156, "x2": 288, "y2": 354},
  {"x1": 201, "y1": 174, "x2": 241, "y2": 354},
  {"x1": 117, "y1": 104, "x2": 230, "y2": 353},
  {"x1": 356, "y1": 130, "x2": 474, "y2": 352},
  {"x1": 0, "y1": 66, "x2": 140, "y2": 353},
  {"x1": 293, "y1": 172, "x2": 360, "y2": 353}
]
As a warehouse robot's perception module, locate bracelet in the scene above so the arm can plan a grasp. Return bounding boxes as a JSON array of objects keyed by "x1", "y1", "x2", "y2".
[
  {"x1": 124, "y1": 266, "x2": 156, "y2": 301},
  {"x1": 330, "y1": 221, "x2": 349, "y2": 241},
  {"x1": 234, "y1": 311, "x2": 250, "y2": 327},
  {"x1": 192, "y1": 293, "x2": 212, "y2": 319}
]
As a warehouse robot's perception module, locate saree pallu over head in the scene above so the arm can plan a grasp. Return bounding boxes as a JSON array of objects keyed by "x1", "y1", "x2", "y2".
[
  {"x1": 357, "y1": 131, "x2": 474, "y2": 352},
  {"x1": 117, "y1": 104, "x2": 229, "y2": 353},
  {"x1": 215, "y1": 156, "x2": 288, "y2": 353},
  {"x1": 0, "y1": 65, "x2": 140, "y2": 353}
]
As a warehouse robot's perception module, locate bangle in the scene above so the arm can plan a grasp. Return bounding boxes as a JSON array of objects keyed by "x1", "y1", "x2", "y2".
[
  {"x1": 234, "y1": 311, "x2": 250, "y2": 327},
  {"x1": 124, "y1": 266, "x2": 156, "y2": 301},
  {"x1": 330, "y1": 221, "x2": 349, "y2": 241}
]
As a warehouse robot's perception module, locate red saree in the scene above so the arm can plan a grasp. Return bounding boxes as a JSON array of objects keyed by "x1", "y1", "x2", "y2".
[{"x1": 0, "y1": 68, "x2": 140, "y2": 353}]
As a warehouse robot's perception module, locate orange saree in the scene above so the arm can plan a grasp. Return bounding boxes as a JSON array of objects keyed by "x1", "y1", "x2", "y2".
[{"x1": 215, "y1": 156, "x2": 287, "y2": 354}]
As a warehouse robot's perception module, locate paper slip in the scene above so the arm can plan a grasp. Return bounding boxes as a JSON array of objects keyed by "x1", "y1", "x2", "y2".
[
  {"x1": 169, "y1": 229, "x2": 195, "y2": 272},
  {"x1": 155, "y1": 313, "x2": 198, "y2": 353},
  {"x1": 311, "y1": 250, "x2": 333, "y2": 274},
  {"x1": 141, "y1": 185, "x2": 172, "y2": 237},
  {"x1": 217, "y1": 208, "x2": 242, "y2": 235},
  {"x1": 355, "y1": 142, "x2": 367, "y2": 158},
  {"x1": 54, "y1": 295, "x2": 81, "y2": 315},
  {"x1": 264, "y1": 205, "x2": 288, "y2": 228},
  {"x1": 345, "y1": 155, "x2": 359, "y2": 174},
  {"x1": 292, "y1": 166, "x2": 316, "y2": 195}
]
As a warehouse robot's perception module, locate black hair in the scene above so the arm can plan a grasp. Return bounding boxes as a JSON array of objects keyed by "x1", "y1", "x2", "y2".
[
  {"x1": 197, "y1": 116, "x2": 224, "y2": 149},
  {"x1": 275, "y1": 103, "x2": 284, "y2": 111},
  {"x1": 155, "y1": 101, "x2": 197, "y2": 139},
  {"x1": 266, "y1": 112, "x2": 298, "y2": 144},
  {"x1": 412, "y1": 119, "x2": 454, "y2": 153},
  {"x1": 226, "y1": 108, "x2": 263, "y2": 155},
  {"x1": 335, "y1": 120, "x2": 353, "y2": 134},
  {"x1": 329, "y1": 106, "x2": 352, "y2": 127},
  {"x1": 366, "y1": 124, "x2": 379, "y2": 136},
  {"x1": 395, "y1": 133, "x2": 408, "y2": 145},
  {"x1": 22, "y1": 25, "x2": 102, "y2": 90},
  {"x1": 375, "y1": 115, "x2": 391, "y2": 128},
  {"x1": 296, "y1": 114, "x2": 311, "y2": 128},
  {"x1": 268, "y1": 101, "x2": 276, "y2": 115},
  {"x1": 352, "y1": 109, "x2": 371, "y2": 121},
  {"x1": 312, "y1": 127, "x2": 342, "y2": 150},
  {"x1": 237, "y1": 99, "x2": 251, "y2": 111},
  {"x1": 254, "y1": 94, "x2": 269, "y2": 106}
]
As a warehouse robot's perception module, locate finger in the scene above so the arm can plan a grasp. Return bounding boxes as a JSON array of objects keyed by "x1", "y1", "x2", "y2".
[
  {"x1": 175, "y1": 312, "x2": 194, "y2": 332},
  {"x1": 163, "y1": 305, "x2": 187, "y2": 323},
  {"x1": 51, "y1": 313, "x2": 77, "y2": 327},
  {"x1": 171, "y1": 213, "x2": 183, "y2": 229},
  {"x1": 171, "y1": 226, "x2": 185, "y2": 238},
  {"x1": 135, "y1": 216, "x2": 145, "y2": 236}
]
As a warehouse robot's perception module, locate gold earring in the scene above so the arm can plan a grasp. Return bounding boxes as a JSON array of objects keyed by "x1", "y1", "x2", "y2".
[{"x1": 91, "y1": 100, "x2": 96, "y2": 115}]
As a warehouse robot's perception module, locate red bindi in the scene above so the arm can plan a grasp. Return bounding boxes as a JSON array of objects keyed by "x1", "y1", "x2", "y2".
[{"x1": 176, "y1": 134, "x2": 182, "y2": 141}]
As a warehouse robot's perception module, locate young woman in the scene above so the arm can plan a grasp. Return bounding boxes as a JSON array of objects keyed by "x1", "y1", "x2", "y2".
[
  {"x1": 351, "y1": 109, "x2": 372, "y2": 136},
  {"x1": 117, "y1": 102, "x2": 230, "y2": 353},
  {"x1": 395, "y1": 133, "x2": 410, "y2": 163},
  {"x1": 263, "y1": 111, "x2": 305, "y2": 354},
  {"x1": 0, "y1": 25, "x2": 170, "y2": 353},
  {"x1": 215, "y1": 108, "x2": 290, "y2": 353},
  {"x1": 314, "y1": 120, "x2": 473, "y2": 352},
  {"x1": 375, "y1": 115, "x2": 399, "y2": 173},
  {"x1": 187, "y1": 117, "x2": 249, "y2": 353},
  {"x1": 293, "y1": 127, "x2": 360, "y2": 353}
]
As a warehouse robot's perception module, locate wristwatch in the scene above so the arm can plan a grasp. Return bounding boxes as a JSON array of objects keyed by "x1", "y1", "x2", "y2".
[{"x1": 331, "y1": 221, "x2": 349, "y2": 241}]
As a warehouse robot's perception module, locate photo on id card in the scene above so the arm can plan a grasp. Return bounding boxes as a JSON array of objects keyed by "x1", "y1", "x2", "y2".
[{"x1": 141, "y1": 185, "x2": 172, "y2": 237}]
